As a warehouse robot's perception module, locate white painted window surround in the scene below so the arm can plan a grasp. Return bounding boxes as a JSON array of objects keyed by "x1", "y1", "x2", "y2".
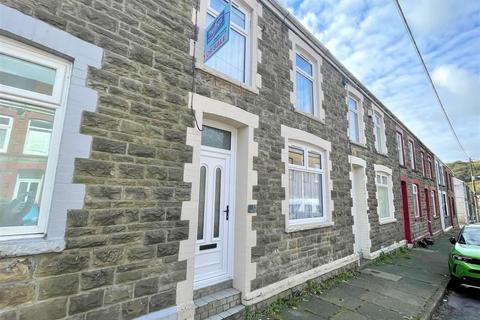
[
  {"x1": 193, "y1": 0, "x2": 262, "y2": 93},
  {"x1": 346, "y1": 84, "x2": 366, "y2": 146},
  {"x1": 289, "y1": 30, "x2": 325, "y2": 122},
  {"x1": 281, "y1": 125, "x2": 333, "y2": 232},
  {"x1": 412, "y1": 184, "x2": 420, "y2": 218},
  {"x1": 0, "y1": 4, "x2": 102, "y2": 256},
  {"x1": 373, "y1": 164, "x2": 396, "y2": 224}
]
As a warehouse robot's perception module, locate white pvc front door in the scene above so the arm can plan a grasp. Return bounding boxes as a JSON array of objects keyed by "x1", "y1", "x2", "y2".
[{"x1": 194, "y1": 124, "x2": 234, "y2": 289}]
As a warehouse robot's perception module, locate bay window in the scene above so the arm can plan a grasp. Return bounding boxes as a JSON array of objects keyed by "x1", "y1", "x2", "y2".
[
  {"x1": 295, "y1": 53, "x2": 315, "y2": 114},
  {"x1": 205, "y1": 0, "x2": 250, "y2": 84},
  {"x1": 0, "y1": 36, "x2": 70, "y2": 238},
  {"x1": 288, "y1": 145, "x2": 325, "y2": 224}
]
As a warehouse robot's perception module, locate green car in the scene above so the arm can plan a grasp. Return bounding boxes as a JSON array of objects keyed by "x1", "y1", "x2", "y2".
[{"x1": 448, "y1": 224, "x2": 480, "y2": 285}]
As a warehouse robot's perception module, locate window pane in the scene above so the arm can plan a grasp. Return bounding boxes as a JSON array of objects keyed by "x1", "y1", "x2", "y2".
[
  {"x1": 296, "y1": 54, "x2": 312, "y2": 76},
  {"x1": 375, "y1": 126, "x2": 383, "y2": 152},
  {"x1": 206, "y1": 15, "x2": 247, "y2": 83},
  {"x1": 348, "y1": 97, "x2": 357, "y2": 110},
  {"x1": 378, "y1": 186, "x2": 389, "y2": 219},
  {"x1": 288, "y1": 146, "x2": 304, "y2": 166},
  {"x1": 381, "y1": 176, "x2": 387, "y2": 185},
  {"x1": 197, "y1": 166, "x2": 207, "y2": 240},
  {"x1": 289, "y1": 170, "x2": 323, "y2": 220},
  {"x1": 0, "y1": 128, "x2": 7, "y2": 150},
  {"x1": 210, "y1": 0, "x2": 227, "y2": 13},
  {"x1": 0, "y1": 101, "x2": 53, "y2": 228},
  {"x1": 201, "y1": 125, "x2": 231, "y2": 150},
  {"x1": 296, "y1": 73, "x2": 314, "y2": 114},
  {"x1": 232, "y1": 6, "x2": 246, "y2": 29},
  {"x1": 0, "y1": 53, "x2": 56, "y2": 95},
  {"x1": 308, "y1": 151, "x2": 321, "y2": 170},
  {"x1": 0, "y1": 117, "x2": 10, "y2": 125},
  {"x1": 349, "y1": 110, "x2": 359, "y2": 142},
  {"x1": 213, "y1": 168, "x2": 221, "y2": 238}
]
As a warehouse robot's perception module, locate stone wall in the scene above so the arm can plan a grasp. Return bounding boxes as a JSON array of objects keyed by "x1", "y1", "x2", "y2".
[{"x1": 0, "y1": 0, "x2": 195, "y2": 319}]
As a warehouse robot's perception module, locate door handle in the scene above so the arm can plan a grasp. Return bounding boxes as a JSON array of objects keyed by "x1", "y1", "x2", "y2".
[{"x1": 224, "y1": 205, "x2": 229, "y2": 221}]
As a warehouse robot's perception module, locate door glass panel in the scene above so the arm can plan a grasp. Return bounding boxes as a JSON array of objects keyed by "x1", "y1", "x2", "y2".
[
  {"x1": 197, "y1": 166, "x2": 207, "y2": 240},
  {"x1": 201, "y1": 126, "x2": 231, "y2": 150},
  {"x1": 0, "y1": 53, "x2": 56, "y2": 95},
  {"x1": 213, "y1": 167, "x2": 221, "y2": 238}
]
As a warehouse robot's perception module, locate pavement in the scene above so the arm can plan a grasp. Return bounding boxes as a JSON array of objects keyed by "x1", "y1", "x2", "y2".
[
  {"x1": 278, "y1": 232, "x2": 455, "y2": 320},
  {"x1": 432, "y1": 282, "x2": 480, "y2": 320}
]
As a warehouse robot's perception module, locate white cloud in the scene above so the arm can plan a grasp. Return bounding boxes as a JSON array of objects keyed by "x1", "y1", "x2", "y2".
[{"x1": 278, "y1": 0, "x2": 480, "y2": 162}]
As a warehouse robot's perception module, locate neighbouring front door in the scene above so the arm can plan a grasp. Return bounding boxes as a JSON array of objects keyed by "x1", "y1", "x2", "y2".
[
  {"x1": 194, "y1": 124, "x2": 235, "y2": 289},
  {"x1": 401, "y1": 181, "x2": 412, "y2": 243}
]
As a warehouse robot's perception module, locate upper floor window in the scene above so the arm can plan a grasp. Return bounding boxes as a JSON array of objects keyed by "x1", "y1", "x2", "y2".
[
  {"x1": 420, "y1": 152, "x2": 426, "y2": 177},
  {"x1": 396, "y1": 131, "x2": 405, "y2": 166},
  {"x1": 427, "y1": 157, "x2": 433, "y2": 179},
  {"x1": 288, "y1": 145, "x2": 325, "y2": 224},
  {"x1": 408, "y1": 139, "x2": 415, "y2": 169},
  {"x1": 0, "y1": 36, "x2": 70, "y2": 238},
  {"x1": 373, "y1": 110, "x2": 386, "y2": 154},
  {"x1": 0, "y1": 115, "x2": 13, "y2": 153},
  {"x1": 205, "y1": 0, "x2": 250, "y2": 84},
  {"x1": 295, "y1": 53, "x2": 315, "y2": 114},
  {"x1": 348, "y1": 96, "x2": 360, "y2": 143},
  {"x1": 24, "y1": 119, "x2": 53, "y2": 156},
  {"x1": 412, "y1": 184, "x2": 421, "y2": 218}
]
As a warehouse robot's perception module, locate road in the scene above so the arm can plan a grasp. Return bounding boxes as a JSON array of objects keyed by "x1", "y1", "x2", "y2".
[{"x1": 432, "y1": 282, "x2": 480, "y2": 320}]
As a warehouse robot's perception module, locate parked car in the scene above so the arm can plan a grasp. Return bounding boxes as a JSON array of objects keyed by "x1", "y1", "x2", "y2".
[{"x1": 448, "y1": 224, "x2": 480, "y2": 285}]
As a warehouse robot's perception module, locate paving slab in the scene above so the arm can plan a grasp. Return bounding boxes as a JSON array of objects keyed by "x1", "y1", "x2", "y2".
[{"x1": 279, "y1": 232, "x2": 454, "y2": 319}]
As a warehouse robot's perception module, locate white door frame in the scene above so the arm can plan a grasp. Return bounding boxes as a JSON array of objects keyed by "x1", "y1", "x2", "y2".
[{"x1": 193, "y1": 119, "x2": 237, "y2": 290}]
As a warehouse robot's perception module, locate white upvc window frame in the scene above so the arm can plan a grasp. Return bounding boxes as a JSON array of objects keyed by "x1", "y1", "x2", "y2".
[
  {"x1": 294, "y1": 52, "x2": 316, "y2": 116},
  {"x1": 289, "y1": 30, "x2": 325, "y2": 122},
  {"x1": 194, "y1": 0, "x2": 261, "y2": 93},
  {"x1": 287, "y1": 143, "x2": 326, "y2": 226},
  {"x1": 346, "y1": 84, "x2": 366, "y2": 146},
  {"x1": 396, "y1": 131, "x2": 405, "y2": 166},
  {"x1": 0, "y1": 114, "x2": 13, "y2": 153},
  {"x1": 427, "y1": 157, "x2": 433, "y2": 179},
  {"x1": 205, "y1": 0, "x2": 250, "y2": 84},
  {"x1": 281, "y1": 125, "x2": 333, "y2": 233},
  {"x1": 372, "y1": 106, "x2": 387, "y2": 155},
  {"x1": 407, "y1": 139, "x2": 415, "y2": 170},
  {"x1": 431, "y1": 189, "x2": 438, "y2": 218},
  {"x1": 374, "y1": 164, "x2": 396, "y2": 224},
  {"x1": 23, "y1": 119, "x2": 53, "y2": 156},
  {"x1": 0, "y1": 37, "x2": 69, "y2": 108},
  {"x1": 420, "y1": 151, "x2": 426, "y2": 177},
  {"x1": 0, "y1": 36, "x2": 72, "y2": 240},
  {"x1": 412, "y1": 184, "x2": 420, "y2": 218}
]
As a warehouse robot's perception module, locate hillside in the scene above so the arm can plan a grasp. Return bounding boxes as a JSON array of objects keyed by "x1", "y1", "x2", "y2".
[{"x1": 448, "y1": 160, "x2": 480, "y2": 193}]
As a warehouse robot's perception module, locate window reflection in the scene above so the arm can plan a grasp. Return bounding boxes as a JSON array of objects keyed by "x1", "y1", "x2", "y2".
[{"x1": 0, "y1": 99, "x2": 54, "y2": 228}]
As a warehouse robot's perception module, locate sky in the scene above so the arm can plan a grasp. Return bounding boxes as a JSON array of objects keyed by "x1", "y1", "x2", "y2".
[{"x1": 278, "y1": 0, "x2": 480, "y2": 163}]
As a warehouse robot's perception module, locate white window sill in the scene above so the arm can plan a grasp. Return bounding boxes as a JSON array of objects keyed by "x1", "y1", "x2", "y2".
[
  {"x1": 195, "y1": 62, "x2": 259, "y2": 94},
  {"x1": 0, "y1": 237, "x2": 65, "y2": 258},
  {"x1": 293, "y1": 108, "x2": 325, "y2": 124},
  {"x1": 286, "y1": 221, "x2": 334, "y2": 233},
  {"x1": 350, "y1": 140, "x2": 367, "y2": 148},
  {"x1": 378, "y1": 217, "x2": 397, "y2": 225}
]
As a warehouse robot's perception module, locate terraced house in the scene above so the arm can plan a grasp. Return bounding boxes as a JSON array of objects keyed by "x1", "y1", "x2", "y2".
[{"x1": 0, "y1": 1, "x2": 458, "y2": 320}]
